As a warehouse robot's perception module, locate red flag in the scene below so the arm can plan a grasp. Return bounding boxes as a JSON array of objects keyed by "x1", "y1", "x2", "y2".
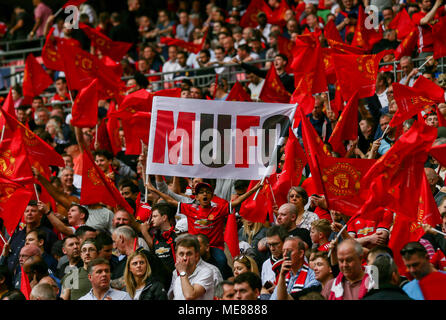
[
  {"x1": 332, "y1": 50, "x2": 391, "y2": 100},
  {"x1": 321, "y1": 48, "x2": 337, "y2": 85},
  {"x1": 106, "y1": 100, "x2": 122, "y2": 155},
  {"x1": 324, "y1": 19, "x2": 343, "y2": 43},
  {"x1": 79, "y1": 23, "x2": 132, "y2": 61},
  {"x1": 388, "y1": 8, "x2": 416, "y2": 41},
  {"x1": 225, "y1": 82, "x2": 252, "y2": 101},
  {"x1": 62, "y1": 0, "x2": 87, "y2": 7},
  {"x1": 0, "y1": 177, "x2": 33, "y2": 235},
  {"x1": 290, "y1": 35, "x2": 327, "y2": 95},
  {"x1": 22, "y1": 54, "x2": 53, "y2": 104},
  {"x1": 388, "y1": 213, "x2": 423, "y2": 276},
  {"x1": 413, "y1": 75, "x2": 445, "y2": 104},
  {"x1": 433, "y1": 16, "x2": 446, "y2": 60},
  {"x1": 389, "y1": 83, "x2": 436, "y2": 127},
  {"x1": 277, "y1": 35, "x2": 295, "y2": 62},
  {"x1": 327, "y1": 38, "x2": 368, "y2": 55},
  {"x1": 71, "y1": 79, "x2": 98, "y2": 128},
  {"x1": 121, "y1": 112, "x2": 151, "y2": 155},
  {"x1": 80, "y1": 149, "x2": 134, "y2": 213},
  {"x1": 259, "y1": 66, "x2": 291, "y2": 103},
  {"x1": 271, "y1": 128, "x2": 307, "y2": 208},
  {"x1": 20, "y1": 266, "x2": 32, "y2": 300},
  {"x1": 429, "y1": 143, "x2": 446, "y2": 168},
  {"x1": 268, "y1": 0, "x2": 290, "y2": 26},
  {"x1": 318, "y1": 154, "x2": 376, "y2": 216},
  {"x1": 41, "y1": 28, "x2": 65, "y2": 71},
  {"x1": 418, "y1": 271, "x2": 446, "y2": 300},
  {"x1": 290, "y1": 91, "x2": 315, "y2": 116},
  {"x1": 328, "y1": 90, "x2": 359, "y2": 156},
  {"x1": 358, "y1": 120, "x2": 437, "y2": 222},
  {"x1": 1, "y1": 108, "x2": 65, "y2": 168},
  {"x1": 239, "y1": 180, "x2": 273, "y2": 223},
  {"x1": 351, "y1": 6, "x2": 383, "y2": 51},
  {"x1": 298, "y1": 107, "x2": 328, "y2": 195},
  {"x1": 224, "y1": 213, "x2": 240, "y2": 258},
  {"x1": 1, "y1": 88, "x2": 15, "y2": 117},
  {"x1": 240, "y1": 0, "x2": 272, "y2": 28},
  {"x1": 393, "y1": 28, "x2": 418, "y2": 60},
  {"x1": 160, "y1": 29, "x2": 208, "y2": 55}
]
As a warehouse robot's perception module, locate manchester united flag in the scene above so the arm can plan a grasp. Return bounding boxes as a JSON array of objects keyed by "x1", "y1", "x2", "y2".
[{"x1": 259, "y1": 66, "x2": 291, "y2": 103}]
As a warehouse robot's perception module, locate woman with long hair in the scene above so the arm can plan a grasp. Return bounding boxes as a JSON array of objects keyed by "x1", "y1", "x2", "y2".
[{"x1": 124, "y1": 251, "x2": 167, "y2": 300}]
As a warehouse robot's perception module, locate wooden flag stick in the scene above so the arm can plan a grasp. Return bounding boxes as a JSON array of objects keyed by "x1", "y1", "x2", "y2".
[
  {"x1": 327, "y1": 223, "x2": 348, "y2": 258},
  {"x1": 0, "y1": 125, "x2": 5, "y2": 143},
  {"x1": 380, "y1": 124, "x2": 390, "y2": 139},
  {"x1": 34, "y1": 184, "x2": 40, "y2": 202},
  {"x1": 418, "y1": 55, "x2": 433, "y2": 70}
]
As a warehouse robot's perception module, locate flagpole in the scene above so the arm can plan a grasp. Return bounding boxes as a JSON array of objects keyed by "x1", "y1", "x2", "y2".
[
  {"x1": 418, "y1": 56, "x2": 433, "y2": 70},
  {"x1": 53, "y1": 7, "x2": 64, "y2": 19},
  {"x1": 95, "y1": 123, "x2": 98, "y2": 144},
  {"x1": 140, "y1": 139, "x2": 148, "y2": 203},
  {"x1": 325, "y1": 91, "x2": 332, "y2": 112},
  {"x1": 267, "y1": 180, "x2": 278, "y2": 207},
  {"x1": 33, "y1": 184, "x2": 40, "y2": 202},
  {"x1": 437, "y1": 165, "x2": 442, "y2": 175},
  {"x1": 380, "y1": 124, "x2": 390, "y2": 139},
  {"x1": 327, "y1": 223, "x2": 348, "y2": 258},
  {"x1": 0, "y1": 125, "x2": 5, "y2": 143},
  {"x1": 0, "y1": 231, "x2": 7, "y2": 244},
  {"x1": 253, "y1": 103, "x2": 299, "y2": 201}
]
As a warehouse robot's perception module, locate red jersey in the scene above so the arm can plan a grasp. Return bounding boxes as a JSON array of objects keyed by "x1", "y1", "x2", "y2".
[
  {"x1": 347, "y1": 210, "x2": 393, "y2": 238},
  {"x1": 180, "y1": 200, "x2": 230, "y2": 250},
  {"x1": 431, "y1": 249, "x2": 446, "y2": 272},
  {"x1": 318, "y1": 242, "x2": 331, "y2": 252},
  {"x1": 412, "y1": 7, "x2": 446, "y2": 53}
]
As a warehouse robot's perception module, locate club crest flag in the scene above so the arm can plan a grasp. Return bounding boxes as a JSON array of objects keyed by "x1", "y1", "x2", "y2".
[{"x1": 146, "y1": 97, "x2": 296, "y2": 180}]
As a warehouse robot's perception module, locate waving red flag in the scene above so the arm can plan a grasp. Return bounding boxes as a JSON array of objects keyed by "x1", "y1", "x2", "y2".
[
  {"x1": 290, "y1": 93, "x2": 315, "y2": 119},
  {"x1": 358, "y1": 120, "x2": 437, "y2": 222},
  {"x1": 1, "y1": 88, "x2": 15, "y2": 117},
  {"x1": 393, "y1": 28, "x2": 418, "y2": 60},
  {"x1": 79, "y1": 23, "x2": 132, "y2": 61},
  {"x1": 429, "y1": 143, "x2": 446, "y2": 167},
  {"x1": 224, "y1": 213, "x2": 240, "y2": 258},
  {"x1": 324, "y1": 19, "x2": 343, "y2": 43},
  {"x1": 413, "y1": 75, "x2": 445, "y2": 103},
  {"x1": 0, "y1": 118, "x2": 34, "y2": 185},
  {"x1": 160, "y1": 29, "x2": 208, "y2": 55},
  {"x1": 0, "y1": 177, "x2": 33, "y2": 235},
  {"x1": 321, "y1": 48, "x2": 337, "y2": 85},
  {"x1": 351, "y1": 6, "x2": 383, "y2": 51},
  {"x1": 259, "y1": 66, "x2": 291, "y2": 103},
  {"x1": 332, "y1": 50, "x2": 391, "y2": 100},
  {"x1": 22, "y1": 53, "x2": 53, "y2": 104},
  {"x1": 268, "y1": 0, "x2": 290, "y2": 26},
  {"x1": 240, "y1": 0, "x2": 272, "y2": 28},
  {"x1": 62, "y1": 0, "x2": 87, "y2": 7},
  {"x1": 71, "y1": 79, "x2": 99, "y2": 128},
  {"x1": 80, "y1": 149, "x2": 134, "y2": 213},
  {"x1": 327, "y1": 38, "x2": 368, "y2": 55},
  {"x1": 318, "y1": 154, "x2": 376, "y2": 216},
  {"x1": 239, "y1": 180, "x2": 273, "y2": 223},
  {"x1": 226, "y1": 81, "x2": 252, "y2": 101},
  {"x1": 433, "y1": 16, "x2": 446, "y2": 60},
  {"x1": 277, "y1": 35, "x2": 295, "y2": 62},
  {"x1": 328, "y1": 90, "x2": 359, "y2": 156},
  {"x1": 388, "y1": 8, "x2": 416, "y2": 41},
  {"x1": 121, "y1": 112, "x2": 151, "y2": 155},
  {"x1": 106, "y1": 100, "x2": 123, "y2": 155},
  {"x1": 1, "y1": 108, "x2": 65, "y2": 168},
  {"x1": 389, "y1": 83, "x2": 436, "y2": 127},
  {"x1": 271, "y1": 128, "x2": 307, "y2": 208},
  {"x1": 20, "y1": 266, "x2": 32, "y2": 300},
  {"x1": 41, "y1": 28, "x2": 64, "y2": 71}
]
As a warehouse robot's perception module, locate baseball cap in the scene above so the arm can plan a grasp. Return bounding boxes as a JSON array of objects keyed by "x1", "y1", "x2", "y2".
[{"x1": 194, "y1": 182, "x2": 214, "y2": 195}]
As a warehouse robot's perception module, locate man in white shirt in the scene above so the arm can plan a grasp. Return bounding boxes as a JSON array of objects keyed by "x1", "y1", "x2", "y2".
[
  {"x1": 168, "y1": 235, "x2": 215, "y2": 300},
  {"x1": 247, "y1": 72, "x2": 265, "y2": 101},
  {"x1": 399, "y1": 56, "x2": 422, "y2": 87},
  {"x1": 162, "y1": 45, "x2": 182, "y2": 81}
]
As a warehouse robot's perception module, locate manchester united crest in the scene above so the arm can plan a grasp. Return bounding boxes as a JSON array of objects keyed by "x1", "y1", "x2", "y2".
[
  {"x1": 87, "y1": 167, "x2": 104, "y2": 186},
  {"x1": 0, "y1": 149, "x2": 15, "y2": 177},
  {"x1": 322, "y1": 162, "x2": 362, "y2": 196}
]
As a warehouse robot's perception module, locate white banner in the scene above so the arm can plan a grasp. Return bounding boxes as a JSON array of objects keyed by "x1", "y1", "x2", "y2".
[{"x1": 146, "y1": 97, "x2": 296, "y2": 180}]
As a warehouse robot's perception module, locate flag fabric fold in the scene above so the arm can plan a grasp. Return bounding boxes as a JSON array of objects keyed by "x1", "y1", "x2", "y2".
[{"x1": 71, "y1": 78, "x2": 99, "y2": 128}]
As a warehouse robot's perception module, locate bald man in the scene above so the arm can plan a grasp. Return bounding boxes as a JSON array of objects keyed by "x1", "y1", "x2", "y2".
[{"x1": 322, "y1": 239, "x2": 372, "y2": 300}]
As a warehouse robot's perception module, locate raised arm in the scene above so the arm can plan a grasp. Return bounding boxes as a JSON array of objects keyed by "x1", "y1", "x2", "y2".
[
  {"x1": 230, "y1": 181, "x2": 262, "y2": 208},
  {"x1": 145, "y1": 179, "x2": 179, "y2": 208},
  {"x1": 37, "y1": 201, "x2": 74, "y2": 236}
]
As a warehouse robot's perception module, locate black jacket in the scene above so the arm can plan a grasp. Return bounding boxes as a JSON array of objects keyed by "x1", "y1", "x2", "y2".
[
  {"x1": 139, "y1": 276, "x2": 168, "y2": 300},
  {"x1": 361, "y1": 284, "x2": 413, "y2": 300}
]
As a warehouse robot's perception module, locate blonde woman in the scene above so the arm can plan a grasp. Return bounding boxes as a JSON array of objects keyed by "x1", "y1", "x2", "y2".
[
  {"x1": 124, "y1": 251, "x2": 167, "y2": 300},
  {"x1": 231, "y1": 254, "x2": 260, "y2": 280},
  {"x1": 238, "y1": 218, "x2": 269, "y2": 268}
]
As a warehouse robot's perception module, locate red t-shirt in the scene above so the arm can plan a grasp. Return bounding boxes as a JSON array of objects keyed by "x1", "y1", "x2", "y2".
[
  {"x1": 412, "y1": 7, "x2": 445, "y2": 52},
  {"x1": 180, "y1": 200, "x2": 230, "y2": 250},
  {"x1": 347, "y1": 210, "x2": 393, "y2": 238},
  {"x1": 318, "y1": 242, "x2": 331, "y2": 252}
]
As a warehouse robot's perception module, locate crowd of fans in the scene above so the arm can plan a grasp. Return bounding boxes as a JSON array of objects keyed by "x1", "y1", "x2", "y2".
[{"x1": 0, "y1": 0, "x2": 445, "y2": 301}]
